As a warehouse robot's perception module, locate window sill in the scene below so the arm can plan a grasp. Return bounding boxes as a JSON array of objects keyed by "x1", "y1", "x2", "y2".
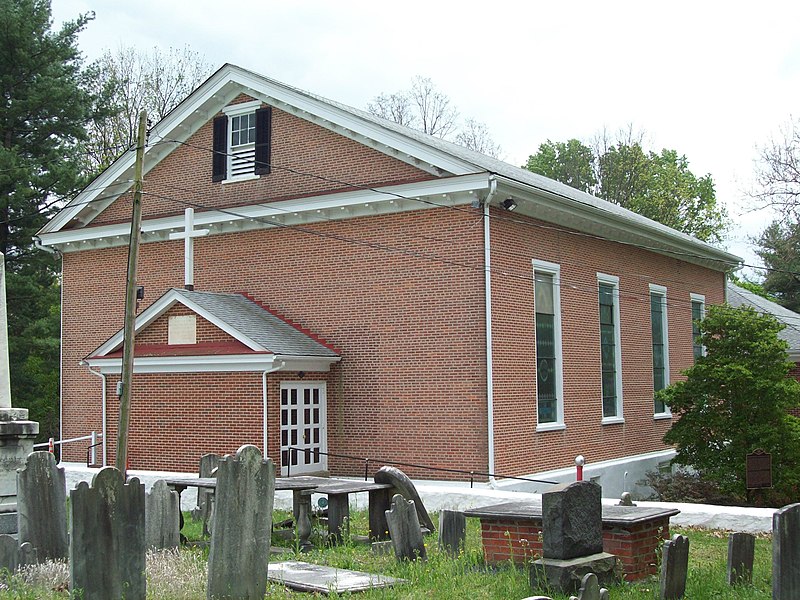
[
  {"x1": 602, "y1": 417, "x2": 625, "y2": 425},
  {"x1": 222, "y1": 174, "x2": 260, "y2": 184},
  {"x1": 536, "y1": 423, "x2": 566, "y2": 433},
  {"x1": 653, "y1": 412, "x2": 672, "y2": 421}
]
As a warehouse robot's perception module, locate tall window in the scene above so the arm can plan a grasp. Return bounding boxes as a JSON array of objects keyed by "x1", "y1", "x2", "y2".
[
  {"x1": 691, "y1": 294, "x2": 705, "y2": 361},
  {"x1": 598, "y1": 274, "x2": 623, "y2": 421},
  {"x1": 650, "y1": 284, "x2": 670, "y2": 416},
  {"x1": 533, "y1": 260, "x2": 563, "y2": 429}
]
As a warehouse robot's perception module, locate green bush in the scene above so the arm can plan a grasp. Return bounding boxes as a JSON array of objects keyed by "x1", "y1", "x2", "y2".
[{"x1": 660, "y1": 304, "x2": 800, "y2": 506}]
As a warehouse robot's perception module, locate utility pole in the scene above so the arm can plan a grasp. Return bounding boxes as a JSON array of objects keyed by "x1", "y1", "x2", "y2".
[{"x1": 117, "y1": 110, "x2": 147, "y2": 475}]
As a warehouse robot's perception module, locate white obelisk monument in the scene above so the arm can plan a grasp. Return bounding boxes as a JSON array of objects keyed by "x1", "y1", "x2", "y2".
[{"x1": 0, "y1": 252, "x2": 38, "y2": 529}]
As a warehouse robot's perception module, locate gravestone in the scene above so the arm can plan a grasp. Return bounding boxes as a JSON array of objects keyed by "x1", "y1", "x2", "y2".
[
  {"x1": 660, "y1": 533, "x2": 689, "y2": 600},
  {"x1": 727, "y1": 532, "x2": 754, "y2": 586},
  {"x1": 0, "y1": 535, "x2": 36, "y2": 573},
  {"x1": 145, "y1": 479, "x2": 180, "y2": 549},
  {"x1": 773, "y1": 502, "x2": 800, "y2": 600},
  {"x1": 192, "y1": 452, "x2": 220, "y2": 536},
  {"x1": 17, "y1": 450, "x2": 68, "y2": 560},
  {"x1": 531, "y1": 481, "x2": 617, "y2": 595},
  {"x1": 543, "y1": 481, "x2": 603, "y2": 560},
  {"x1": 617, "y1": 492, "x2": 636, "y2": 506},
  {"x1": 0, "y1": 253, "x2": 39, "y2": 530},
  {"x1": 70, "y1": 467, "x2": 146, "y2": 600},
  {"x1": 438, "y1": 509, "x2": 466, "y2": 556},
  {"x1": 374, "y1": 466, "x2": 435, "y2": 532},
  {"x1": 385, "y1": 493, "x2": 426, "y2": 561},
  {"x1": 207, "y1": 445, "x2": 275, "y2": 600},
  {"x1": 569, "y1": 573, "x2": 609, "y2": 600}
]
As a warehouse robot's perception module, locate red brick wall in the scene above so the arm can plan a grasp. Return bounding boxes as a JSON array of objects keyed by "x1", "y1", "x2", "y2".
[
  {"x1": 60, "y1": 208, "x2": 488, "y2": 477},
  {"x1": 90, "y1": 97, "x2": 433, "y2": 226},
  {"x1": 489, "y1": 207, "x2": 725, "y2": 476},
  {"x1": 479, "y1": 516, "x2": 670, "y2": 581}
]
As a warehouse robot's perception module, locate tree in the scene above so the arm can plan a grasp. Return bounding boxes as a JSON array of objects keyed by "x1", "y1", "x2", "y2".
[
  {"x1": 0, "y1": 0, "x2": 103, "y2": 440},
  {"x1": 84, "y1": 45, "x2": 212, "y2": 171},
  {"x1": 524, "y1": 132, "x2": 728, "y2": 243},
  {"x1": 754, "y1": 220, "x2": 800, "y2": 312},
  {"x1": 751, "y1": 117, "x2": 800, "y2": 215},
  {"x1": 368, "y1": 77, "x2": 501, "y2": 158},
  {"x1": 660, "y1": 304, "x2": 800, "y2": 504}
]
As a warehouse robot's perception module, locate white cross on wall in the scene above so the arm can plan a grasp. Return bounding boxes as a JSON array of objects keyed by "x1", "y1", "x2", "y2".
[{"x1": 169, "y1": 208, "x2": 210, "y2": 290}]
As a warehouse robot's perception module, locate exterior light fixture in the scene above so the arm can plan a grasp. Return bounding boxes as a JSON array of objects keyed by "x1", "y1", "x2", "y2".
[{"x1": 502, "y1": 197, "x2": 518, "y2": 211}]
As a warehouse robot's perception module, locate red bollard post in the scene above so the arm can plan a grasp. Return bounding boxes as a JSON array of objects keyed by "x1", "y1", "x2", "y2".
[
  {"x1": 575, "y1": 455, "x2": 585, "y2": 481},
  {"x1": 48, "y1": 437, "x2": 54, "y2": 454}
]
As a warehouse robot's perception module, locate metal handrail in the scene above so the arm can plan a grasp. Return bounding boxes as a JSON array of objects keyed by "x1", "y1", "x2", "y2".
[{"x1": 286, "y1": 446, "x2": 557, "y2": 487}]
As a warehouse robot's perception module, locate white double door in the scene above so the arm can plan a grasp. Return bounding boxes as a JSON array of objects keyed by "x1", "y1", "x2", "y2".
[{"x1": 280, "y1": 382, "x2": 327, "y2": 475}]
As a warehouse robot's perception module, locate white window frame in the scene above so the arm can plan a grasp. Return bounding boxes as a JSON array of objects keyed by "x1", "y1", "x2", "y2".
[
  {"x1": 649, "y1": 283, "x2": 671, "y2": 419},
  {"x1": 533, "y1": 259, "x2": 565, "y2": 432},
  {"x1": 221, "y1": 100, "x2": 262, "y2": 183},
  {"x1": 690, "y1": 293, "x2": 706, "y2": 359},
  {"x1": 598, "y1": 273, "x2": 624, "y2": 424}
]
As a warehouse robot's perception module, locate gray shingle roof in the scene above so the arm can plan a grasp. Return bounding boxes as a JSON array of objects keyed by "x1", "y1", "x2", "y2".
[
  {"x1": 175, "y1": 289, "x2": 338, "y2": 357},
  {"x1": 726, "y1": 282, "x2": 800, "y2": 357}
]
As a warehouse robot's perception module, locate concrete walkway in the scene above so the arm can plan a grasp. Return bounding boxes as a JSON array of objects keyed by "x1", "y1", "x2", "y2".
[{"x1": 61, "y1": 463, "x2": 777, "y2": 534}]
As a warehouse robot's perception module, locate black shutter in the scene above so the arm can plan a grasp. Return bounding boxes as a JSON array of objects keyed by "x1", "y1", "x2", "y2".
[
  {"x1": 212, "y1": 115, "x2": 227, "y2": 182},
  {"x1": 254, "y1": 107, "x2": 272, "y2": 175}
]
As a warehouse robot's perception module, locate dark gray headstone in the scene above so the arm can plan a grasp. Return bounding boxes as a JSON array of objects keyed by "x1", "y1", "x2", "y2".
[
  {"x1": 193, "y1": 453, "x2": 220, "y2": 536},
  {"x1": 542, "y1": 481, "x2": 603, "y2": 560},
  {"x1": 17, "y1": 451, "x2": 68, "y2": 560},
  {"x1": 438, "y1": 510, "x2": 466, "y2": 556},
  {"x1": 69, "y1": 467, "x2": 146, "y2": 600},
  {"x1": 374, "y1": 466, "x2": 435, "y2": 532},
  {"x1": 145, "y1": 479, "x2": 180, "y2": 550},
  {"x1": 385, "y1": 493, "x2": 426, "y2": 561},
  {"x1": 727, "y1": 532, "x2": 755, "y2": 586},
  {"x1": 617, "y1": 492, "x2": 636, "y2": 507},
  {"x1": 773, "y1": 502, "x2": 800, "y2": 600},
  {"x1": 0, "y1": 534, "x2": 36, "y2": 572},
  {"x1": 207, "y1": 445, "x2": 275, "y2": 600},
  {"x1": 660, "y1": 533, "x2": 689, "y2": 600}
]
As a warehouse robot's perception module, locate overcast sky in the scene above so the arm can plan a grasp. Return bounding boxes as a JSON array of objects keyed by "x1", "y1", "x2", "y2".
[{"x1": 51, "y1": 1, "x2": 800, "y2": 273}]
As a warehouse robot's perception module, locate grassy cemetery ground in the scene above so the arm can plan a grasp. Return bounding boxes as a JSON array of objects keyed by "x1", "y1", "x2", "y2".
[{"x1": 0, "y1": 510, "x2": 773, "y2": 599}]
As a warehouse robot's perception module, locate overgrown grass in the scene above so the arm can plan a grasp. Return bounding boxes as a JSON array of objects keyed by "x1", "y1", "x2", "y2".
[{"x1": 0, "y1": 512, "x2": 774, "y2": 599}]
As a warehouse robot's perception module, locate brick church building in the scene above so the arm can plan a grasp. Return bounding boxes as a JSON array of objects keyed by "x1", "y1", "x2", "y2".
[{"x1": 36, "y1": 64, "x2": 739, "y2": 488}]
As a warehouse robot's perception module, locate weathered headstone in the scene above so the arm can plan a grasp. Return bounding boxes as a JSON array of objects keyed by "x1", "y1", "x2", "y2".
[
  {"x1": 385, "y1": 493, "x2": 426, "y2": 561},
  {"x1": 0, "y1": 253, "x2": 39, "y2": 528},
  {"x1": 727, "y1": 532, "x2": 754, "y2": 586},
  {"x1": 542, "y1": 481, "x2": 603, "y2": 560},
  {"x1": 17, "y1": 451, "x2": 68, "y2": 561},
  {"x1": 569, "y1": 572, "x2": 609, "y2": 600},
  {"x1": 660, "y1": 533, "x2": 689, "y2": 600},
  {"x1": 374, "y1": 466, "x2": 435, "y2": 532},
  {"x1": 0, "y1": 535, "x2": 36, "y2": 573},
  {"x1": 70, "y1": 467, "x2": 146, "y2": 600},
  {"x1": 773, "y1": 502, "x2": 800, "y2": 600},
  {"x1": 207, "y1": 445, "x2": 275, "y2": 600},
  {"x1": 145, "y1": 479, "x2": 180, "y2": 550},
  {"x1": 438, "y1": 509, "x2": 466, "y2": 556},
  {"x1": 192, "y1": 452, "x2": 220, "y2": 536},
  {"x1": 617, "y1": 492, "x2": 636, "y2": 506}
]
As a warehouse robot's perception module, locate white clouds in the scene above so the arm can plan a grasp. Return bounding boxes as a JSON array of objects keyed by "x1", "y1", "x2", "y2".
[{"x1": 51, "y1": 0, "x2": 800, "y2": 265}]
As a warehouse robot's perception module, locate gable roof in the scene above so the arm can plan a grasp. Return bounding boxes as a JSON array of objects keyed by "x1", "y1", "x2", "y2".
[
  {"x1": 86, "y1": 288, "x2": 339, "y2": 373},
  {"x1": 726, "y1": 282, "x2": 800, "y2": 360},
  {"x1": 37, "y1": 64, "x2": 741, "y2": 272}
]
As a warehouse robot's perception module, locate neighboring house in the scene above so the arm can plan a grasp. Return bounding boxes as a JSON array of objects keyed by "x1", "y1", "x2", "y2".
[
  {"x1": 36, "y1": 65, "x2": 740, "y2": 492},
  {"x1": 726, "y1": 282, "x2": 800, "y2": 371}
]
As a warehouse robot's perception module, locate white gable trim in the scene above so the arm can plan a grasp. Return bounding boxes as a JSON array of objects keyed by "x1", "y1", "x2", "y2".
[
  {"x1": 83, "y1": 354, "x2": 340, "y2": 374},
  {"x1": 90, "y1": 289, "x2": 266, "y2": 358},
  {"x1": 37, "y1": 174, "x2": 490, "y2": 253},
  {"x1": 39, "y1": 64, "x2": 478, "y2": 236}
]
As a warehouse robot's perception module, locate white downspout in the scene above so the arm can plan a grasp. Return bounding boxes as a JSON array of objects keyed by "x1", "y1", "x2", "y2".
[
  {"x1": 262, "y1": 360, "x2": 285, "y2": 457},
  {"x1": 483, "y1": 177, "x2": 498, "y2": 487},
  {"x1": 84, "y1": 363, "x2": 107, "y2": 466}
]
